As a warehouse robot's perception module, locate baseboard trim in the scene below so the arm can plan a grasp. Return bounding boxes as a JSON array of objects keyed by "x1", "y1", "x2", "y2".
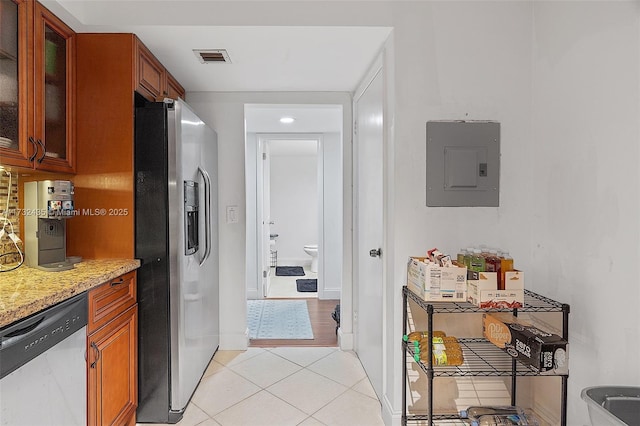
[
  {"x1": 220, "y1": 330, "x2": 249, "y2": 350},
  {"x1": 382, "y1": 393, "x2": 401, "y2": 425},
  {"x1": 321, "y1": 289, "x2": 341, "y2": 300},
  {"x1": 338, "y1": 329, "x2": 353, "y2": 350}
]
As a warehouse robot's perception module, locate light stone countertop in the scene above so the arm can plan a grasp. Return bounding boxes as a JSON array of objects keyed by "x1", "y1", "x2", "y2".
[{"x1": 0, "y1": 258, "x2": 140, "y2": 328}]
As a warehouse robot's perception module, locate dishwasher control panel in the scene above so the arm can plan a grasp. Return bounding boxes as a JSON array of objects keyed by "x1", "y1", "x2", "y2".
[{"x1": 0, "y1": 293, "x2": 88, "y2": 379}]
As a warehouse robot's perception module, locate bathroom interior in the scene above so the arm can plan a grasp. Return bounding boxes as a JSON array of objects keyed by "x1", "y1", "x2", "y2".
[{"x1": 266, "y1": 137, "x2": 320, "y2": 299}]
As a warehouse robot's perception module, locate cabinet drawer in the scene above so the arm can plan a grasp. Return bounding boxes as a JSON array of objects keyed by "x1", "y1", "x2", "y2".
[{"x1": 88, "y1": 271, "x2": 137, "y2": 333}]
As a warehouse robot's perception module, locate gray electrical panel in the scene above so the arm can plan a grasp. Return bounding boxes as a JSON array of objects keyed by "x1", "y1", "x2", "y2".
[{"x1": 426, "y1": 121, "x2": 500, "y2": 207}]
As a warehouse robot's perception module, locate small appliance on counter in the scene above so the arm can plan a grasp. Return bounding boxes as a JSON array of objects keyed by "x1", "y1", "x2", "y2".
[{"x1": 24, "y1": 180, "x2": 79, "y2": 271}]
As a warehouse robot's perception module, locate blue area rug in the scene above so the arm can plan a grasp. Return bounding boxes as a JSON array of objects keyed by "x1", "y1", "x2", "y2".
[{"x1": 247, "y1": 300, "x2": 314, "y2": 340}]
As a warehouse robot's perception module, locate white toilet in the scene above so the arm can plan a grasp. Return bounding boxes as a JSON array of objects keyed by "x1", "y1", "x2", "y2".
[{"x1": 303, "y1": 244, "x2": 318, "y2": 273}]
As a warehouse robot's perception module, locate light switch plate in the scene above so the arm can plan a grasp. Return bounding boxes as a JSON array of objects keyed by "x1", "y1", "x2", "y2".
[{"x1": 226, "y1": 205, "x2": 238, "y2": 224}]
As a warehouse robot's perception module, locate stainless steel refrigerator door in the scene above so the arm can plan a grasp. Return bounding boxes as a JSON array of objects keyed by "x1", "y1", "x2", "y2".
[
  {"x1": 168, "y1": 100, "x2": 219, "y2": 412},
  {"x1": 198, "y1": 121, "x2": 219, "y2": 371}
]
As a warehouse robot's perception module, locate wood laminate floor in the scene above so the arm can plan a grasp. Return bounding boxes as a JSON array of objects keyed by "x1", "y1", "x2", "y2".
[{"x1": 249, "y1": 298, "x2": 339, "y2": 347}]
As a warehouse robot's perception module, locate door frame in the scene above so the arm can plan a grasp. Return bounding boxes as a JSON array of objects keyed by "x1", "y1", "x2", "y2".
[
  {"x1": 256, "y1": 133, "x2": 324, "y2": 299},
  {"x1": 243, "y1": 97, "x2": 352, "y2": 352}
]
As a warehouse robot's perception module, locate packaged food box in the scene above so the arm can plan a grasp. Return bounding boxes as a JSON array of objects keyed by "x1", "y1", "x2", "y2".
[
  {"x1": 407, "y1": 256, "x2": 467, "y2": 302},
  {"x1": 483, "y1": 313, "x2": 569, "y2": 375},
  {"x1": 467, "y1": 270, "x2": 524, "y2": 308}
]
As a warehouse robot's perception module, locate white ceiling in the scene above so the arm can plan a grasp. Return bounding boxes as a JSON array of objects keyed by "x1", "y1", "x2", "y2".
[
  {"x1": 44, "y1": 1, "x2": 392, "y2": 93},
  {"x1": 245, "y1": 103, "x2": 342, "y2": 148},
  {"x1": 245, "y1": 104, "x2": 343, "y2": 133}
]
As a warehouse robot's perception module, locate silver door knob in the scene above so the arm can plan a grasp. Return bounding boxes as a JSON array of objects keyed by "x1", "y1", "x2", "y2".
[{"x1": 369, "y1": 248, "x2": 382, "y2": 258}]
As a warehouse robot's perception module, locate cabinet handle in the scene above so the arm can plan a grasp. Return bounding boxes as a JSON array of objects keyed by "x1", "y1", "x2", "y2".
[
  {"x1": 90, "y1": 342, "x2": 100, "y2": 368},
  {"x1": 110, "y1": 278, "x2": 125, "y2": 287},
  {"x1": 36, "y1": 139, "x2": 46, "y2": 163},
  {"x1": 28, "y1": 137, "x2": 38, "y2": 162}
]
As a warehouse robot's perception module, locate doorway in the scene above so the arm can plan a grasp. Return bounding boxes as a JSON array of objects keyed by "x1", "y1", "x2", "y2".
[
  {"x1": 245, "y1": 105, "x2": 343, "y2": 302},
  {"x1": 260, "y1": 136, "x2": 320, "y2": 300},
  {"x1": 245, "y1": 104, "x2": 343, "y2": 348}
]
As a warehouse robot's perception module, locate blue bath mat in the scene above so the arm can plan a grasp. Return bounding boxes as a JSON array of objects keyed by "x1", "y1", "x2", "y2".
[{"x1": 247, "y1": 300, "x2": 314, "y2": 339}]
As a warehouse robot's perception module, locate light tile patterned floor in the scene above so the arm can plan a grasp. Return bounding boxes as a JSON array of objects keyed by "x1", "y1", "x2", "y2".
[{"x1": 138, "y1": 347, "x2": 384, "y2": 426}]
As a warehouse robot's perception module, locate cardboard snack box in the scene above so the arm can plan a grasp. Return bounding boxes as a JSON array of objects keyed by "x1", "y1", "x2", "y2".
[
  {"x1": 467, "y1": 270, "x2": 524, "y2": 308},
  {"x1": 483, "y1": 313, "x2": 568, "y2": 375},
  {"x1": 407, "y1": 256, "x2": 467, "y2": 302}
]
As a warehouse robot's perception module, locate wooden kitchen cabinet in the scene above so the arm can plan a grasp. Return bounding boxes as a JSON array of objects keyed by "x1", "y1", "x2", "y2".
[
  {"x1": 136, "y1": 38, "x2": 185, "y2": 101},
  {"x1": 87, "y1": 271, "x2": 137, "y2": 333},
  {"x1": 166, "y1": 71, "x2": 185, "y2": 101},
  {"x1": 0, "y1": 0, "x2": 76, "y2": 173},
  {"x1": 87, "y1": 271, "x2": 138, "y2": 426},
  {"x1": 70, "y1": 33, "x2": 185, "y2": 259}
]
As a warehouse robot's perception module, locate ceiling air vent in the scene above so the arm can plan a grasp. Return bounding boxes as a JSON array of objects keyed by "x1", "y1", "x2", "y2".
[{"x1": 193, "y1": 49, "x2": 231, "y2": 64}]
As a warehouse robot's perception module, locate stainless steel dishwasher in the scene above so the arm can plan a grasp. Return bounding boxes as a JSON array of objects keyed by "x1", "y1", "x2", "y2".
[{"x1": 0, "y1": 292, "x2": 87, "y2": 425}]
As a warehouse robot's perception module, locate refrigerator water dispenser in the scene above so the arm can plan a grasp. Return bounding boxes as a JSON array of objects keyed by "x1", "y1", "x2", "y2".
[{"x1": 184, "y1": 181, "x2": 199, "y2": 255}]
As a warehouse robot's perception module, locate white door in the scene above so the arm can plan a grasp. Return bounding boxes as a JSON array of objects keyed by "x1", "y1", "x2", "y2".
[
  {"x1": 262, "y1": 143, "x2": 272, "y2": 297},
  {"x1": 256, "y1": 137, "x2": 272, "y2": 298},
  {"x1": 354, "y1": 67, "x2": 384, "y2": 399}
]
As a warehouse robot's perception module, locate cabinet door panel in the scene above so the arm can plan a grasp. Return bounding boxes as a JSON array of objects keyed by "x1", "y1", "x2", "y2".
[
  {"x1": 0, "y1": 0, "x2": 32, "y2": 168},
  {"x1": 33, "y1": 2, "x2": 75, "y2": 172},
  {"x1": 166, "y1": 71, "x2": 185, "y2": 100},
  {"x1": 136, "y1": 41, "x2": 164, "y2": 101},
  {"x1": 87, "y1": 305, "x2": 138, "y2": 426}
]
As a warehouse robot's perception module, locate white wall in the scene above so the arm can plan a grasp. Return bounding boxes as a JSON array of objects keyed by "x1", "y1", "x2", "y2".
[
  {"x1": 530, "y1": 2, "x2": 640, "y2": 425},
  {"x1": 322, "y1": 132, "x2": 343, "y2": 298},
  {"x1": 186, "y1": 2, "x2": 640, "y2": 425},
  {"x1": 270, "y1": 150, "x2": 318, "y2": 265},
  {"x1": 387, "y1": 2, "x2": 535, "y2": 423}
]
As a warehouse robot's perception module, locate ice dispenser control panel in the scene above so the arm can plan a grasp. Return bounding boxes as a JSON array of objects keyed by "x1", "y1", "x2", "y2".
[{"x1": 184, "y1": 181, "x2": 199, "y2": 255}]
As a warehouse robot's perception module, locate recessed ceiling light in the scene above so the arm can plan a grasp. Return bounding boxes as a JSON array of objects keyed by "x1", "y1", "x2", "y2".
[{"x1": 280, "y1": 117, "x2": 295, "y2": 124}]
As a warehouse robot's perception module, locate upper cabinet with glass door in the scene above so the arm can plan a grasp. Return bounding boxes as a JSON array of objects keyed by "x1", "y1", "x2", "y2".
[
  {"x1": 0, "y1": 0, "x2": 28, "y2": 167},
  {"x1": 0, "y1": 0, "x2": 75, "y2": 173}
]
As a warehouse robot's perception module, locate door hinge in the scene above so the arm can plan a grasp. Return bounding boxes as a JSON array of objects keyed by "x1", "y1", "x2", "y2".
[
  {"x1": 262, "y1": 153, "x2": 267, "y2": 160},
  {"x1": 354, "y1": 121, "x2": 358, "y2": 136},
  {"x1": 263, "y1": 270, "x2": 267, "y2": 278}
]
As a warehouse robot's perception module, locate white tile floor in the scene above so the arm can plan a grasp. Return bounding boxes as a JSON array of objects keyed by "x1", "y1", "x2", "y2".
[
  {"x1": 139, "y1": 347, "x2": 384, "y2": 426},
  {"x1": 267, "y1": 266, "x2": 318, "y2": 298}
]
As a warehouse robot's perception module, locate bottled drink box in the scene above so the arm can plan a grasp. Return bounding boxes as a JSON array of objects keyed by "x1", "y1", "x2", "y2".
[
  {"x1": 407, "y1": 256, "x2": 467, "y2": 302},
  {"x1": 467, "y1": 270, "x2": 524, "y2": 308},
  {"x1": 483, "y1": 313, "x2": 569, "y2": 375}
]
